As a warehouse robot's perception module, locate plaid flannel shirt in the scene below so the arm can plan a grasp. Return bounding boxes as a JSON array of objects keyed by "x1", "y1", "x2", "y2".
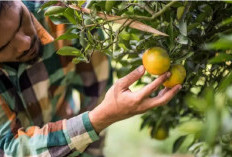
[{"x1": 0, "y1": 1, "x2": 112, "y2": 157}]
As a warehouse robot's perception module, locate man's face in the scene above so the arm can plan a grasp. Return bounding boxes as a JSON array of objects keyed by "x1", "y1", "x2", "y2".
[{"x1": 0, "y1": 2, "x2": 40, "y2": 63}]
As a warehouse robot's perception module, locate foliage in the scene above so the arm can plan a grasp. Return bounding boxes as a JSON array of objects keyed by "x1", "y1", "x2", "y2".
[{"x1": 40, "y1": 1, "x2": 232, "y2": 156}]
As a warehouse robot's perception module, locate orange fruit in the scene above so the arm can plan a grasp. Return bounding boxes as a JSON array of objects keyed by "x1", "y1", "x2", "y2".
[
  {"x1": 142, "y1": 47, "x2": 170, "y2": 75},
  {"x1": 163, "y1": 64, "x2": 186, "y2": 88},
  {"x1": 151, "y1": 127, "x2": 169, "y2": 140}
]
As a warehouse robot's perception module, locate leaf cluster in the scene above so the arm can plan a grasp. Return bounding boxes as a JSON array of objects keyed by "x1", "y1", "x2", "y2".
[{"x1": 40, "y1": 1, "x2": 232, "y2": 156}]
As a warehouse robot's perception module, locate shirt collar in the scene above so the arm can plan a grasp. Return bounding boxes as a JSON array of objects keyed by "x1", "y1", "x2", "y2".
[{"x1": 32, "y1": 14, "x2": 54, "y2": 45}]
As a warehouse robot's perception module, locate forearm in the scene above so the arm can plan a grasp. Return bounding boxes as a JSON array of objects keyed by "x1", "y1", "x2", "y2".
[
  {"x1": 89, "y1": 105, "x2": 116, "y2": 134},
  {"x1": 0, "y1": 112, "x2": 98, "y2": 156}
]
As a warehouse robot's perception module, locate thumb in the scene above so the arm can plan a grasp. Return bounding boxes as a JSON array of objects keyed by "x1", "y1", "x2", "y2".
[{"x1": 118, "y1": 65, "x2": 145, "y2": 89}]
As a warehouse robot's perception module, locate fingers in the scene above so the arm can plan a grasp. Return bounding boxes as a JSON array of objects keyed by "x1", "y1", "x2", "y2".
[
  {"x1": 157, "y1": 87, "x2": 169, "y2": 97},
  {"x1": 117, "y1": 65, "x2": 145, "y2": 90},
  {"x1": 137, "y1": 72, "x2": 171, "y2": 99},
  {"x1": 145, "y1": 84, "x2": 182, "y2": 109}
]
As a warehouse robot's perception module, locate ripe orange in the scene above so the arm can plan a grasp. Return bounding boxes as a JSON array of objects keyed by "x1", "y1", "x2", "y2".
[
  {"x1": 163, "y1": 64, "x2": 186, "y2": 88},
  {"x1": 142, "y1": 47, "x2": 170, "y2": 75}
]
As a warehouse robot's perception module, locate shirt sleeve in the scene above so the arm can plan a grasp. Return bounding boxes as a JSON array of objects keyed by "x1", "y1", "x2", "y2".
[{"x1": 0, "y1": 97, "x2": 99, "y2": 157}]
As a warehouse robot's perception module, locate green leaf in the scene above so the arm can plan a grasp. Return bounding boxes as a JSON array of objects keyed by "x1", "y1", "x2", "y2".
[
  {"x1": 217, "y1": 17, "x2": 232, "y2": 27},
  {"x1": 208, "y1": 53, "x2": 232, "y2": 64},
  {"x1": 87, "y1": 30, "x2": 94, "y2": 44},
  {"x1": 204, "y1": 88, "x2": 214, "y2": 107},
  {"x1": 179, "y1": 21, "x2": 187, "y2": 36},
  {"x1": 78, "y1": 1, "x2": 86, "y2": 7},
  {"x1": 44, "y1": 6, "x2": 66, "y2": 16},
  {"x1": 55, "y1": 33, "x2": 78, "y2": 41},
  {"x1": 72, "y1": 56, "x2": 88, "y2": 64},
  {"x1": 173, "y1": 135, "x2": 187, "y2": 153},
  {"x1": 205, "y1": 35, "x2": 232, "y2": 50},
  {"x1": 118, "y1": 43, "x2": 129, "y2": 51},
  {"x1": 185, "y1": 96, "x2": 208, "y2": 113},
  {"x1": 226, "y1": 85, "x2": 232, "y2": 99},
  {"x1": 224, "y1": 0, "x2": 232, "y2": 3},
  {"x1": 140, "y1": 115, "x2": 152, "y2": 130},
  {"x1": 74, "y1": 10, "x2": 82, "y2": 22},
  {"x1": 105, "y1": 1, "x2": 116, "y2": 12},
  {"x1": 120, "y1": 32, "x2": 131, "y2": 41},
  {"x1": 117, "y1": 67, "x2": 131, "y2": 78},
  {"x1": 176, "y1": 35, "x2": 188, "y2": 45},
  {"x1": 177, "y1": 6, "x2": 185, "y2": 20},
  {"x1": 203, "y1": 108, "x2": 220, "y2": 145},
  {"x1": 187, "y1": 23, "x2": 200, "y2": 32},
  {"x1": 177, "y1": 120, "x2": 203, "y2": 136},
  {"x1": 56, "y1": 46, "x2": 82, "y2": 56},
  {"x1": 129, "y1": 58, "x2": 142, "y2": 66},
  {"x1": 196, "y1": 11, "x2": 208, "y2": 23},
  {"x1": 196, "y1": 5, "x2": 212, "y2": 23},
  {"x1": 38, "y1": 1, "x2": 58, "y2": 13},
  {"x1": 218, "y1": 71, "x2": 232, "y2": 91},
  {"x1": 175, "y1": 52, "x2": 194, "y2": 63},
  {"x1": 63, "y1": 8, "x2": 77, "y2": 25},
  {"x1": 65, "y1": 27, "x2": 78, "y2": 34},
  {"x1": 131, "y1": 34, "x2": 140, "y2": 41},
  {"x1": 168, "y1": 18, "x2": 174, "y2": 51},
  {"x1": 84, "y1": 43, "x2": 91, "y2": 52},
  {"x1": 48, "y1": 16, "x2": 70, "y2": 25},
  {"x1": 84, "y1": 18, "x2": 94, "y2": 25},
  {"x1": 80, "y1": 31, "x2": 87, "y2": 47}
]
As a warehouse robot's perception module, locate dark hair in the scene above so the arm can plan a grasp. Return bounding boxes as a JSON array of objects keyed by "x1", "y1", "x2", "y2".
[
  {"x1": 0, "y1": 2, "x2": 3, "y2": 13},
  {"x1": 0, "y1": 2, "x2": 12, "y2": 15}
]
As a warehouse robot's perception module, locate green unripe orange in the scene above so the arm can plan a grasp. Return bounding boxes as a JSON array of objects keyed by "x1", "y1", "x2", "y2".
[{"x1": 151, "y1": 127, "x2": 169, "y2": 140}]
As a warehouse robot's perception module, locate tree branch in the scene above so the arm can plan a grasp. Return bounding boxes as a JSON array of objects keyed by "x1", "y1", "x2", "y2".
[
  {"x1": 127, "y1": 3, "x2": 155, "y2": 15},
  {"x1": 85, "y1": 17, "x2": 127, "y2": 28},
  {"x1": 128, "y1": 1, "x2": 177, "y2": 21},
  {"x1": 69, "y1": 4, "x2": 168, "y2": 36}
]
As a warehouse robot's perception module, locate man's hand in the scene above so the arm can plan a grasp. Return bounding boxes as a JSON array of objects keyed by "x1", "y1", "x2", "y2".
[{"x1": 89, "y1": 65, "x2": 182, "y2": 133}]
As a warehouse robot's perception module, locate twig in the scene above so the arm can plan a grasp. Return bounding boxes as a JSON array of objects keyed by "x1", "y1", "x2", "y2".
[
  {"x1": 102, "y1": 40, "x2": 118, "y2": 50},
  {"x1": 117, "y1": 51, "x2": 139, "y2": 58},
  {"x1": 85, "y1": 17, "x2": 127, "y2": 28},
  {"x1": 103, "y1": 11, "x2": 114, "y2": 44},
  {"x1": 180, "y1": 2, "x2": 191, "y2": 22},
  {"x1": 128, "y1": 1, "x2": 177, "y2": 20},
  {"x1": 69, "y1": 4, "x2": 168, "y2": 36},
  {"x1": 80, "y1": 8, "x2": 85, "y2": 30},
  {"x1": 102, "y1": 24, "x2": 111, "y2": 37},
  {"x1": 127, "y1": 3, "x2": 155, "y2": 15},
  {"x1": 144, "y1": 2, "x2": 155, "y2": 15}
]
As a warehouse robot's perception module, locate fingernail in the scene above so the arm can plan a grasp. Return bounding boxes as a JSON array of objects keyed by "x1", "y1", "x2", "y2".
[
  {"x1": 178, "y1": 85, "x2": 182, "y2": 90},
  {"x1": 167, "y1": 72, "x2": 171, "y2": 77},
  {"x1": 137, "y1": 65, "x2": 144, "y2": 73}
]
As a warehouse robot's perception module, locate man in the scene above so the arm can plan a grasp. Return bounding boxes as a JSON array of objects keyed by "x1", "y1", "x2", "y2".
[{"x1": 0, "y1": 1, "x2": 181, "y2": 157}]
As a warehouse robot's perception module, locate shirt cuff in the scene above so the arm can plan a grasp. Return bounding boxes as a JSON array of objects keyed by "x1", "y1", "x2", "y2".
[{"x1": 63, "y1": 111, "x2": 99, "y2": 153}]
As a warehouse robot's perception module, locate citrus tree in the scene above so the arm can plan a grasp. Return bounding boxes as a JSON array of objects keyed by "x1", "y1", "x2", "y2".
[{"x1": 41, "y1": 1, "x2": 232, "y2": 156}]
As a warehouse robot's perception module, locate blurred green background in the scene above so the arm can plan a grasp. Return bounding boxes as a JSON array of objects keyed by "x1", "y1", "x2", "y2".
[{"x1": 103, "y1": 115, "x2": 193, "y2": 157}]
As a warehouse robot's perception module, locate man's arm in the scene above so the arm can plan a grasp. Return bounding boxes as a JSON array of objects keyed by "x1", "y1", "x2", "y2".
[
  {"x1": 0, "y1": 65, "x2": 180, "y2": 156},
  {"x1": 0, "y1": 97, "x2": 98, "y2": 156}
]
